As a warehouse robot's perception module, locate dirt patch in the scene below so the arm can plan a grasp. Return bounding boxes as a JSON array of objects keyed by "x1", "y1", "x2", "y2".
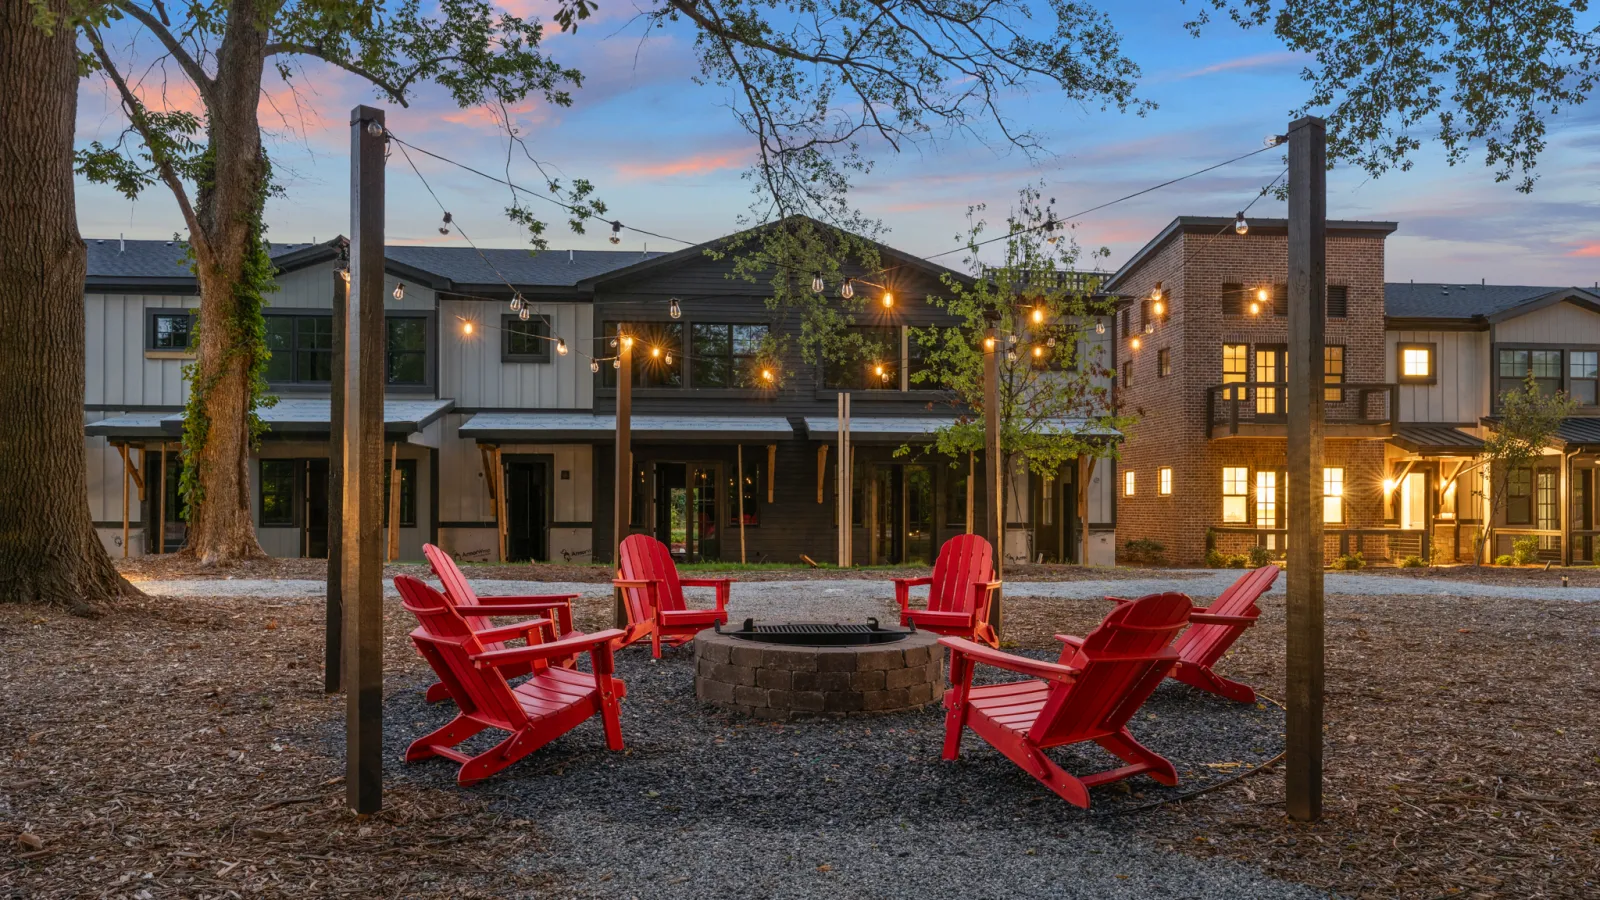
[
  {"x1": 1343, "y1": 563, "x2": 1600, "y2": 587},
  {"x1": 1002, "y1": 592, "x2": 1600, "y2": 898}
]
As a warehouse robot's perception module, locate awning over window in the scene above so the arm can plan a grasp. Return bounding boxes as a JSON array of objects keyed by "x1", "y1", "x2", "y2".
[
  {"x1": 1389, "y1": 423, "x2": 1485, "y2": 456},
  {"x1": 801, "y1": 416, "x2": 1121, "y2": 444},
  {"x1": 84, "y1": 398, "x2": 454, "y2": 441},
  {"x1": 83, "y1": 412, "x2": 178, "y2": 441},
  {"x1": 457, "y1": 413, "x2": 796, "y2": 443}
]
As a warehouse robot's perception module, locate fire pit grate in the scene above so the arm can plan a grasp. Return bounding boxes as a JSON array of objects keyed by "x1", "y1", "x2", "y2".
[{"x1": 716, "y1": 617, "x2": 913, "y2": 646}]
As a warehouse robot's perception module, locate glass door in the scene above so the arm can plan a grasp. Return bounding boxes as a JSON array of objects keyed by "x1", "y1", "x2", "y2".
[
  {"x1": 1255, "y1": 346, "x2": 1284, "y2": 416},
  {"x1": 691, "y1": 463, "x2": 721, "y2": 561}
]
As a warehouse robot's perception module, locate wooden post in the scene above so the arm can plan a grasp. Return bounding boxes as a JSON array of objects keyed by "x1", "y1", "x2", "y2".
[
  {"x1": 1285, "y1": 115, "x2": 1327, "y2": 823},
  {"x1": 737, "y1": 444, "x2": 747, "y2": 563},
  {"x1": 767, "y1": 444, "x2": 776, "y2": 503},
  {"x1": 1560, "y1": 449, "x2": 1572, "y2": 564},
  {"x1": 966, "y1": 451, "x2": 975, "y2": 535},
  {"x1": 326, "y1": 266, "x2": 346, "y2": 694},
  {"x1": 816, "y1": 445, "x2": 828, "y2": 503},
  {"x1": 837, "y1": 392, "x2": 851, "y2": 567},
  {"x1": 613, "y1": 337, "x2": 632, "y2": 627},
  {"x1": 343, "y1": 104, "x2": 387, "y2": 815},
  {"x1": 158, "y1": 443, "x2": 168, "y2": 554},
  {"x1": 1078, "y1": 456, "x2": 1097, "y2": 565},
  {"x1": 118, "y1": 443, "x2": 129, "y2": 558},
  {"x1": 493, "y1": 447, "x2": 508, "y2": 562},
  {"x1": 386, "y1": 443, "x2": 401, "y2": 562},
  {"x1": 983, "y1": 321, "x2": 1003, "y2": 635}
]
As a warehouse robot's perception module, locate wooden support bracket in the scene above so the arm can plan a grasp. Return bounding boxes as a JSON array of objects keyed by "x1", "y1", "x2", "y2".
[
  {"x1": 816, "y1": 445, "x2": 828, "y2": 503},
  {"x1": 767, "y1": 444, "x2": 777, "y2": 503}
]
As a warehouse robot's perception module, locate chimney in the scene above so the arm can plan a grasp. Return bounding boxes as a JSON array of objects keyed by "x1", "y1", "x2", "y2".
[{"x1": 119, "y1": 233, "x2": 125, "y2": 253}]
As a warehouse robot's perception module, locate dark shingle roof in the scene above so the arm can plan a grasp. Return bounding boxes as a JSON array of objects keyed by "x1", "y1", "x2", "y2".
[
  {"x1": 1383, "y1": 283, "x2": 1573, "y2": 319},
  {"x1": 382, "y1": 246, "x2": 662, "y2": 288},
  {"x1": 84, "y1": 239, "x2": 314, "y2": 284}
]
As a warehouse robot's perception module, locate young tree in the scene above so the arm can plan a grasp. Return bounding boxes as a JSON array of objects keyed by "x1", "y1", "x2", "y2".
[
  {"x1": 898, "y1": 188, "x2": 1134, "y2": 562},
  {"x1": 77, "y1": 0, "x2": 601, "y2": 564},
  {"x1": 0, "y1": 0, "x2": 136, "y2": 613},
  {"x1": 1463, "y1": 375, "x2": 1576, "y2": 564}
]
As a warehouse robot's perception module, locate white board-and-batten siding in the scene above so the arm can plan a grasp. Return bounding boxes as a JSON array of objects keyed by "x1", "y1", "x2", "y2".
[
  {"x1": 85, "y1": 292, "x2": 200, "y2": 407},
  {"x1": 1386, "y1": 329, "x2": 1488, "y2": 424},
  {"x1": 1493, "y1": 300, "x2": 1600, "y2": 344},
  {"x1": 437, "y1": 298, "x2": 594, "y2": 408}
]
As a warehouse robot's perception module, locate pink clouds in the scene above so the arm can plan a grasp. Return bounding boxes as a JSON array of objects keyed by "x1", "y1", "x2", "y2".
[
  {"x1": 616, "y1": 149, "x2": 748, "y2": 179},
  {"x1": 1568, "y1": 242, "x2": 1600, "y2": 258}
]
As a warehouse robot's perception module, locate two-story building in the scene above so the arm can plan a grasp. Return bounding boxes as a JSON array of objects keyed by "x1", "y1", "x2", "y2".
[{"x1": 81, "y1": 222, "x2": 1119, "y2": 566}]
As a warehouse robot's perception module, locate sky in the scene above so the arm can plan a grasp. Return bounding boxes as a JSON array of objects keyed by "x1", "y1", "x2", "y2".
[{"x1": 73, "y1": 0, "x2": 1600, "y2": 287}]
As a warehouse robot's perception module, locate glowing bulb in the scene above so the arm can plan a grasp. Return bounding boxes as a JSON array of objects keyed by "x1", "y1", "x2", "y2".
[
  {"x1": 1032, "y1": 345, "x2": 1044, "y2": 358},
  {"x1": 613, "y1": 359, "x2": 620, "y2": 369},
  {"x1": 462, "y1": 321, "x2": 474, "y2": 335},
  {"x1": 338, "y1": 266, "x2": 350, "y2": 283},
  {"x1": 590, "y1": 359, "x2": 600, "y2": 374},
  {"x1": 1095, "y1": 322, "x2": 1105, "y2": 335},
  {"x1": 1256, "y1": 287, "x2": 1269, "y2": 303},
  {"x1": 840, "y1": 279, "x2": 854, "y2": 300},
  {"x1": 874, "y1": 364, "x2": 885, "y2": 377},
  {"x1": 984, "y1": 337, "x2": 996, "y2": 351},
  {"x1": 668, "y1": 298, "x2": 682, "y2": 319},
  {"x1": 1382, "y1": 478, "x2": 1397, "y2": 494},
  {"x1": 622, "y1": 335, "x2": 634, "y2": 348},
  {"x1": 762, "y1": 368, "x2": 774, "y2": 381},
  {"x1": 651, "y1": 346, "x2": 661, "y2": 358},
  {"x1": 1031, "y1": 307, "x2": 1044, "y2": 324},
  {"x1": 392, "y1": 282, "x2": 405, "y2": 300},
  {"x1": 811, "y1": 274, "x2": 824, "y2": 294},
  {"x1": 1130, "y1": 336, "x2": 1142, "y2": 350},
  {"x1": 881, "y1": 291, "x2": 894, "y2": 309},
  {"x1": 556, "y1": 338, "x2": 568, "y2": 356},
  {"x1": 1150, "y1": 282, "x2": 1163, "y2": 303},
  {"x1": 518, "y1": 307, "x2": 531, "y2": 321},
  {"x1": 1006, "y1": 348, "x2": 1018, "y2": 363},
  {"x1": 1234, "y1": 212, "x2": 1249, "y2": 235},
  {"x1": 510, "y1": 294, "x2": 524, "y2": 312},
  {"x1": 1249, "y1": 300, "x2": 1261, "y2": 315},
  {"x1": 1144, "y1": 323, "x2": 1154, "y2": 335},
  {"x1": 1152, "y1": 299, "x2": 1165, "y2": 316},
  {"x1": 1264, "y1": 134, "x2": 1285, "y2": 148}
]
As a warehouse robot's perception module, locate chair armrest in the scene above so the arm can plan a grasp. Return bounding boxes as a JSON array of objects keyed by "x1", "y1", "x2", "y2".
[
  {"x1": 457, "y1": 598, "x2": 574, "y2": 635},
  {"x1": 474, "y1": 617, "x2": 553, "y2": 644},
  {"x1": 892, "y1": 576, "x2": 932, "y2": 612},
  {"x1": 892, "y1": 577, "x2": 934, "y2": 588},
  {"x1": 939, "y1": 637, "x2": 1080, "y2": 684},
  {"x1": 473, "y1": 629, "x2": 627, "y2": 668},
  {"x1": 970, "y1": 580, "x2": 1003, "y2": 622},
  {"x1": 680, "y1": 578, "x2": 733, "y2": 611},
  {"x1": 612, "y1": 579, "x2": 655, "y2": 588},
  {"x1": 612, "y1": 580, "x2": 662, "y2": 624},
  {"x1": 471, "y1": 593, "x2": 579, "y2": 605},
  {"x1": 1104, "y1": 595, "x2": 1133, "y2": 604},
  {"x1": 1190, "y1": 612, "x2": 1257, "y2": 627},
  {"x1": 1054, "y1": 633, "x2": 1085, "y2": 650}
]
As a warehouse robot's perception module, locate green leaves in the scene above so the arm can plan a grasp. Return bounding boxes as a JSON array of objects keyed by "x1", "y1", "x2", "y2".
[{"x1": 74, "y1": 108, "x2": 202, "y2": 199}]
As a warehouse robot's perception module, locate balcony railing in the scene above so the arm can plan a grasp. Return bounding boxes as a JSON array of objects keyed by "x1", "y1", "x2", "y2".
[
  {"x1": 1210, "y1": 526, "x2": 1430, "y2": 564},
  {"x1": 1204, "y1": 381, "x2": 1398, "y2": 438}
]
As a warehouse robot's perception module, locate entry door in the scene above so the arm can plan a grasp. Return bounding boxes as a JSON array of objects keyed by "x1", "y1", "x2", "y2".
[
  {"x1": 655, "y1": 463, "x2": 689, "y2": 560},
  {"x1": 654, "y1": 462, "x2": 720, "y2": 562},
  {"x1": 505, "y1": 459, "x2": 549, "y2": 562},
  {"x1": 1399, "y1": 471, "x2": 1427, "y2": 531},
  {"x1": 871, "y1": 464, "x2": 935, "y2": 565},
  {"x1": 1256, "y1": 470, "x2": 1280, "y2": 549},
  {"x1": 691, "y1": 463, "x2": 720, "y2": 562},
  {"x1": 1536, "y1": 470, "x2": 1558, "y2": 551},
  {"x1": 1031, "y1": 466, "x2": 1076, "y2": 563},
  {"x1": 303, "y1": 459, "x2": 330, "y2": 558},
  {"x1": 1255, "y1": 346, "x2": 1284, "y2": 416},
  {"x1": 142, "y1": 451, "x2": 187, "y2": 553}
]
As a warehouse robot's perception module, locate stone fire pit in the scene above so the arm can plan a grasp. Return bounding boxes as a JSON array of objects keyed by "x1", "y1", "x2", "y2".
[{"x1": 693, "y1": 621, "x2": 945, "y2": 720}]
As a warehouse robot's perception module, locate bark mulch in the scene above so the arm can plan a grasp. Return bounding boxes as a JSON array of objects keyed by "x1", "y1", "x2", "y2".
[
  {"x1": 0, "y1": 593, "x2": 545, "y2": 899},
  {"x1": 1002, "y1": 591, "x2": 1600, "y2": 898},
  {"x1": 1343, "y1": 563, "x2": 1600, "y2": 587}
]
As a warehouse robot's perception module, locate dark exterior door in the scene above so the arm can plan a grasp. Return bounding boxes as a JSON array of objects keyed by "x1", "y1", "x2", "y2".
[
  {"x1": 505, "y1": 459, "x2": 549, "y2": 562},
  {"x1": 304, "y1": 458, "x2": 330, "y2": 558}
]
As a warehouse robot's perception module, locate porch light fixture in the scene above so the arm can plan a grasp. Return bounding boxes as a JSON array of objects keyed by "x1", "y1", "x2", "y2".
[
  {"x1": 556, "y1": 338, "x2": 569, "y2": 356},
  {"x1": 392, "y1": 282, "x2": 405, "y2": 300},
  {"x1": 1382, "y1": 478, "x2": 1397, "y2": 495},
  {"x1": 1234, "y1": 212, "x2": 1248, "y2": 235},
  {"x1": 668, "y1": 297, "x2": 682, "y2": 319},
  {"x1": 840, "y1": 279, "x2": 855, "y2": 299},
  {"x1": 462, "y1": 321, "x2": 474, "y2": 335},
  {"x1": 881, "y1": 291, "x2": 894, "y2": 309},
  {"x1": 811, "y1": 274, "x2": 825, "y2": 294}
]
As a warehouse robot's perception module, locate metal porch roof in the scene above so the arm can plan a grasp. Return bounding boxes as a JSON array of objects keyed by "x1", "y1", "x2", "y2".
[
  {"x1": 1388, "y1": 424, "x2": 1485, "y2": 455},
  {"x1": 84, "y1": 398, "x2": 454, "y2": 441},
  {"x1": 802, "y1": 416, "x2": 1121, "y2": 444},
  {"x1": 457, "y1": 413, "x2": 796, "y2": 443}
]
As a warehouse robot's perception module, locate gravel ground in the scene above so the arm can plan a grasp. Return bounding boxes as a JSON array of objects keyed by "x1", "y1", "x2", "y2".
[{"x1": 376, "y1": 648, "x2": 1300, "y2": 900}]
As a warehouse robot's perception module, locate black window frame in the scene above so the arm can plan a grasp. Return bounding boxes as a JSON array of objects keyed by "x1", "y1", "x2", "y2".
[
  {"x1": 258, "y1": 459, "x2": 298, "y2": 527},
  {"x1": 600, "y1": 320, "x2": 684, "y2": 389},
  {"x1": 1506, "y1": 466, "x2": 1533, "y2": 525},
  {"x1": 263, "y1": 311, "x2": 336, "y2": 386},
  {"x1": 1221, "y1": 282, "x2": 1246, "y2": 316},
  {"x1": 691, "y1": 322, "x2": 770, "y2": 389},
  {"x1": 385, "y1": 314, "x2": 433, "y2": 389},
  {"x1": 823, "y1": 325, "x2": 900, "y2": 391},
  {"x1": 1397, "y1": 342, "x2": 1437, "y2": 385},
  {"x1": 382, "y1": 458, "x2": 418, "y2": 528},
  {"x1": 501, "y1": 313, "x2": 553, "y2": 364},
  {"x1": 145, "y1": 307, "x2": 196, "y2": 352},
  {"x1": 1324, "y1": 345, "x2": 1345, "y2": 403},
  {"x1": 1157, "y1": 347, "x2": 1171, "y2": 378}
]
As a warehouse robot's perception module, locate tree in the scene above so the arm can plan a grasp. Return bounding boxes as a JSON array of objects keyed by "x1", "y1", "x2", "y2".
[
  {"x1": 897, "y1": 188, "x2": 1133, "y2": 560},
  {"x1": 1461, "y1": 375, "x2": 1576, "y2": 564},
  {"x1": 0, "y1": 0, "x2": 137, "y2": 613},
  {"x1": 1189, "y1": 1, "x2": 1600, "y2": 192},
  {"x1": 77, "y1": 0, "x2": 603, "y2": 564}
]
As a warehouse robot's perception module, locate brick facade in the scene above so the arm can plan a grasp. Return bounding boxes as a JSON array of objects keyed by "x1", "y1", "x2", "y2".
[{"x1": 1109, "y1": 221, "x2": 1395, "y2": 564}]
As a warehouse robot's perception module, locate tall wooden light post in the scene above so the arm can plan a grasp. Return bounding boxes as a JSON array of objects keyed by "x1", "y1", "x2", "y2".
[
  {"x1": 982, "y1": 310, "x2": 1003, "y2": 634},
  {"x1": 343, "y1": 105, "x2": 387, "y2": 814},
  {"x1": 613, "y1": 335, "x2": 633, "y2": 627},
  {"x1": 1285, "y1": 115, "x2": 1327, "y2": 822}
]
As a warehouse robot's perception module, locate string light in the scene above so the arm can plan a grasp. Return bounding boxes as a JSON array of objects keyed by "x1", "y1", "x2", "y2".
[
  {"x1": 518, "y1": 307, "x2": 531, "y2": 321},
  {"x1": 669, "y1": 298, "x2": 682, "y2": 319},
  {"x1": 651, "y1": 346, "x2": 662, "y2": 358},
  {"x1": 1031, "y1": 307, "x2": 1044, "y2": 324},
  {"x1": 591, "y1": 359, "x2": 600, "y2": 373},
  {"x1": 1131, "y1": 336, "x2": 1142, "y2": 350},
  {"x1": 1032, "y1": 345, "x2": 1044, "y2": 358},
  {"x1": 621, "y1": 335, "x2": 634, "y2": 349},
  {"x1": 1047, "y1": 335, "x2": 1057, "y2": 348},
  {"x1": 840, "y1": 279, "x2": 855, "y2": 300},
  {"x1": 1095, "y1": 322, "x2": 1106, "y2": 335},
  {"x1": 665, "y1": 352, "x2": 673, "y2": 365},
  {"x1": 1249, "y1": 299, "x2": 1261, "y2": 315},
  {"x1": 609, "y1": 337, "x2": 618, "y2": 349},
  {"x1": 1256, "y1": 287, "x2": 1269, "y2": 303},
  {"x1": 609, "y1": 221, "x2": 623, "y2": 245},
  {"x1": 439, "y1": 212, "x2": 452, "y2": 235},
  {"x1": 881, "y1": 291, "x2": 894, "y2": 309},
  {"x1": 613, "y1": 359, "x2": 620, "y2": 369},
  {"x1": 1234, "y1": 211, "x2": 1249, "y2": 235},
  {"x1": 1144, "y1": 322, "x2": 1154, "y2": 335},
  {"x1": 338, "y1": 266, "x2": 350, "y2": 283},
  {"x1": 874, "y1": 363, "x2": 885, "y2": 377},
  {"x1": 761, "y1": 368, "x2": 774, "y2": 381},
  {"x1": 556, "y1": 338, "x2": 568, "y2": 356},
  {"x1": 462, "y1": 321, "x2": 474, "y2": 335},
  {"x1": 984, "y1": 336, "x2": 996, "y2": 350},
  {"x1": 1006, "y1": 347, "x2": 1018, "y2": 363},
  {"x1": 811, "y1": 274, "x2": 824, "y2": 294},
  {"x1": 510, "y1": 294, "x2": 524, "y2": 312},
  {"x1": 1150, "y1": 282, "x2": 1165, "y2": 316},
  {"x1": 392, "y1": 282, "x2": 406, "y2": 300}
]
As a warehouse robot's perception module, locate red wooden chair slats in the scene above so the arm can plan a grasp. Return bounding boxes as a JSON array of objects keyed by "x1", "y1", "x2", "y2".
[
  {"x1": 398, "y1": 576, "x2": 626, "y2": 785},
  {"x1": 893, "y1": 534, "x2": 1002, "y2": 647},
  {"x1": 613, "y1": 534, "x2": 731, "y2": 658},
  {"x1": 940, "y1": 592, "x2": 1192, "y2": 808},
  {"x1": 1099, "y1": 564, "x2": 1277, "y2": 703},
  {"x1": 421, "y1": 543, "x2": 583, "y2": 703}
]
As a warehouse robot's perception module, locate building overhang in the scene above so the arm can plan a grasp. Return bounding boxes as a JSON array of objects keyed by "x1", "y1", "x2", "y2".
[
  {"x1": 800, "y1": 415, "x2": 1121, "y2": 445},
  {"x1": 458, "y1": 412, "x2": 796, "y2": 443},
  {"x1": 84, "y1": 398, "x2": 454, "y2": 442},
  {"x1": 1388, "y1": 423, "x2": 1485, "y2": 456}
]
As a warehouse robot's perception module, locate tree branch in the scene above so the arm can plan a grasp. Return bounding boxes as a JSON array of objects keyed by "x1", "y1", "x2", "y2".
[
  {"x1": 262, "y1": 41, "x2": 412, "y2": 107},
  {"x1": 111, "y1": 0, "x2": 215, "y2": 102}
]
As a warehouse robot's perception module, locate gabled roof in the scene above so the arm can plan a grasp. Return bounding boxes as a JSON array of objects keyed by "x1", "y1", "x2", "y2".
[
  {"x1": 1102, "y1": 216, "x2": 1398, "y2": 293},
  {"x1": 1384, "y1": 283, "x2": 1600, "y2": 322},
  {"x1": 84, "y1": 239, "x2": 328, "y2": 290},
  {"x1": 382, "y1": 246, "x2": 662, "y2": 291}
]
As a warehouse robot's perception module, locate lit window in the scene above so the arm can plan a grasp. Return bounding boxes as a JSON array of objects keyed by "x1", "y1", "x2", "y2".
[
  {"x1": 1325, "y1": 346, "x2": 1345, "y2": 403},
  {"x1": 1399, "y1": 343, "x2": 1434, "y2": 382},
  {"x1": 1256, "y1": 471, "x2": 1278, "y2": 529},
  {"x1": 1222, "y1": 343, "x2": 1248, "y2": 399},
  {"x1": 1222, "y1": 467, "x2": 1248, "y2": 523},
  {"x1": 1159, "y1": 467, "x2": 1172, "y2": 495},
  {"x1": 1323, "y1": 467, "x2": 1344, "y2": 523},
  {"x1": 1124, "y1": 470, "x2": 1136, "y2": 496}
]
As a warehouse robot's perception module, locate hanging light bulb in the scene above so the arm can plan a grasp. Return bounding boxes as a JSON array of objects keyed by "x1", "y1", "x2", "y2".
[
  {"x1": 556, "y1": 338, "x2": 568, "y2": 356},
  {"x1": 761, "y1": 368, "x2": 774, "y2": 382},
  {"x1": 840, "y1": 279, "x2": 855, "y2": 300},
  {"x1": 1006, "y1": 348, "x2": 1018, "y2": 363},
  {"x1": 1150, "y1": 282, "x2": 1163, "y2": 303},
  {"x1": 1249, "y1": 300, "x2": 1261, "y2": 316},
  {"x1": 609, "y1": 220, "x2": 623, "y2": 245},
  {"x1": 613, "y1": 358, "x2": 621, "y2": 369},
  {"x1": 665, "y1": 352, "x2": 673, "y2": 365},
  {"x1": 668, "y1": 297, "x2": 682, "y2": 319},
  {"x1": 651, "y1": 345, "x2": 661, "y2": 358},
  {"x1": 1032, "y1": 345, "x2": 1044, "y2": 358},
  {"x1": 462, "y1": 321, "x2": 474, "y2": 335},
  {"x1": 338, "y1": 266, "x2": 350, "y2": 283},
  {"x1": 439, "y1": 212, "x2": 453, "y2": 236},
  {"x1": 392, "y1": 282, "x2": 406, "y2": 300},
  {"x1": 1031, "y1": 307, "x2": 1044, "y2": 324},
  {"x1": 1256, "y1": 287, "x2": 1269, "y2": 303},
  {"x1": 590, "y1": 359, "x2": 600, "y2": 374},
  {"x1": 811, "y1": 274, "x2": 824, "y2": 294},
  {"x1": 621, "y1": 334, "x2": 634, "y2": 348},
  {"x1": 609, "y1": 337, "x2": 618, "y2": 349},
  {"x1": 518, "y1": 307, "x2": 531, "y2": 321},
  {"x1": 881, "y1": 291, "x2": 894, "y2": 309},
  {"x1": 1144, "y1": 322, "x2": 1154, "y2": 335},
  {"x1": 1152, "y1": 298, "x2": 1165, "y2": 316},
  {"x1": 1095, "y1": 321, "x2": 1106, "y2": 335},
  {"x1": 1047, "y1": 335, "x2": 1057, "y2": 348},
  {"x1": 510, "y1": 294, "x2": 523, "y2": 312},
  {"x1": 984, "y1": 336, "x2": 996, "y2": 350},
  {"x1": 1130, "y1": 336, "x2": 1142, "y2": 350},
  {"x1": 1234, "y1": 212, "x2": 1248, "y2": 235}
]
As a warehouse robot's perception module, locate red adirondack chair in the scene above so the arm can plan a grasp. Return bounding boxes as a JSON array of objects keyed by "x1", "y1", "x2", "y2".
[
  {"x1": 893, "y1": 534, "x2": 1002, "y2": 647},
  {"x1": 397, "y1": 575, "x2": 626, "y2": 785},
  {"x1": 1097, "y1": 564, "x2": 1277, "y2": 703},
  {"x1": 613, "y1": 534, "x2": 731, "y2": 658},
  {"x1": 421, "y1": 543, "x2": 582, "y2": 703},
  {"x1": 940, "y1": 592, "x2": 1192, "y2": 808}
]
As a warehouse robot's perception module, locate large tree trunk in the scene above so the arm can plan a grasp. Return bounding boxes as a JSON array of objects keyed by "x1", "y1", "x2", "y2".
[
  {"x1": 0, "y1": 0, "x2": 138, "y2": 614},
  {"x1": 182, "y1": 2, "x2": 271, "y2": 565}
]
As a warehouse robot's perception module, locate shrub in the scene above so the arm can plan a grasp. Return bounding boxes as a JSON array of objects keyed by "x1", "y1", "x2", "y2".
[
  {"x1": 1330, "y1": 551, "x2": 1365, "y2": 571},
  {"x1": 1122, "y1": 538, "x2": 1166, "y2": 565},
  {"x1": 1494, "y1": 554, "x2": 1515, "y2": 566},
  {"x1": 1225, "y1": 553, "x2": 1249, "y2": 569},
  {"x1": 1512, "y1": 535, "x2": 1540, "y2": 565},
  {"x1": 1399, "y1": 555, "x2": 1426, "y2": 568},
  {"x1": 1247, "y1": 545, "x2": 1272, "y2": 568},
  {"x1": 1204, "y1": 548, "x2": 1226, "y2": 568}
]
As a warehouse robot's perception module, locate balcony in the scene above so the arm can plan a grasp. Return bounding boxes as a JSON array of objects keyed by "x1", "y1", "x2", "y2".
[{"x1": 1204, "y1": 381, "x2": 1397, "y2": 439}]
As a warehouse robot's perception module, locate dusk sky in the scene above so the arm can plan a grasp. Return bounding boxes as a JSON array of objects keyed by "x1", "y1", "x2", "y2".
[{"x1": 74, "y1": 0, "x2": 1600, "y2": 286}]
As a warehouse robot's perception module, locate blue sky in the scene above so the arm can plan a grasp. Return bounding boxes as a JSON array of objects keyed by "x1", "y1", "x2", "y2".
[{"x1": 74, "y1": 0, "x2": 1600, "y2": 286}]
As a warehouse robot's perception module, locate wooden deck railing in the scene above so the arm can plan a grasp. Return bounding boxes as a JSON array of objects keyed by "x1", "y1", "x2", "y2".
[{"x1": 1204, "y1": 381, "x2": 1398, "y2": 438}]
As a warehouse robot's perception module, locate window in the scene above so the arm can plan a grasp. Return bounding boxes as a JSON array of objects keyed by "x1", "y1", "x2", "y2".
[
  {"x1": 382, "y1": 459, "x2": 417, "y2": 528},
  {"x1": 259, "y1": 460, "x2": 297, "y2": 526},
  {"x1": 1325, "y1": 345, "x2": 1345, "y2": 403},
  {"x1": 147, "y1": 309, "x2": 195, "y2": 351},
  {"x1": 728, "y1": 453, "x2": 761, "y2": 525},
  {"x1": 602, "y1": 321, "x2": 684, "y2": 388},
  {"x1": 1221, "y1": 282, "x2": 1246, "y2": 316},
  {"x1": 908, "y1": 326, "x2": 959, "y2": 387},
  {"x1": 1506, "y1": 466, "x2": 1532, "y2": 524},
  {"x1": 265, "y1": 314, "x2": 334, "y2": 384},
  {"x1": 1327, "y1": 285, "x2": 1348, "y2": 318},
  {"x1": 823, "y1": 326, "x2": 898, "y2": 390},
  {"x1": 502, "y1": 314, "x2": 552, "y2": 363},
  {"x1": 1255, "y1": 471, "x2": 1278, "y2": 529},
  {"x1": 1119, "y1": 307, "x2": 1130, "y2": 339},
  {"x1": 1222, "y1": 467, "x2": 1248, "y2": 523},
  {"x1": 1124, "y1": 470, "x2": 1135, "y2": 496},
  {"x1": 945, "y1": 469, "x2": 968, "y2": 527},
  {"x1": 1222, "y1": 343, "x2": 1248, "y2": 399},
  {"x1": 1159, "y1": 467, "x2": 1172, "y2": 495},
  {"x1": 1498, "y1": 348, "x2": 1561, "y2": 396},
  {"x1": 1323, "y1": 467, "x2": 1344, "y2": 523},
  {"x1": 692, "y1": 323, "x2": 769, "y2": 388},
  {"x1": 1255, "y1": 346, "x2": 1283, "y2": 415},
  {"x1": 1121, "y1": 361, "x2": 1133, "y2": 389},
  {"x1": 1572, "y1": 351, "x2": 1598, "y2": 405},
  {"x1": 1398, "y1": 342, "x2": 1436, "y2": 384},
  {"x1": 386, "y1": 317, "x2": 427, "y2": 385},
  {"x1": 1157, "y1": 348, "x2": 1171, "y2": 378}
]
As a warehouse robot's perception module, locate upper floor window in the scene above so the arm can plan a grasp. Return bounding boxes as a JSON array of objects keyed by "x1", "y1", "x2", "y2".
[
  {"x1": 386, "y1": 317, "x2": 428, "y2": 386},
  {"x1": 265, "y1": 314, "x2": 333, "y2": 384},
  {"x1": 1498, "y1": 348, "x2": 1560, "y2": 396},
  {"x1": 146, "y1": 309, "x2": 195, "y2": 351},
  {"x1": 908, "y1": 326, "x2": 959, "y2": 388},
  {"x1": 502, "y1": 314, "x2": 552, "y2": 364},
  {"x1": 1572, "y1": 351, "x2": 1598, "y2": 405},
  {"x1": 1222, "y1": 343, "x2": 1248, "y2": 398},
  {"x1": 691, "y1": 323, "x2": 768, "y2": 388},
  {"x1": 1221, "y1": 466, "x2": 1248, "y2": 522},
  {"x1": 1398, "y1": 342, "x2": 1436, "y2": 385},
  {"x1": 1123, "y1": 470, "x2": 1135, "y2": 496},
  {"x1": 824, "y1": 326, "x2": 899, "y2": 390},
  {"x1": 1157, "y1": 348, "x2": 1171, "y2": 378},
  {"x1": 1325, "y1": 346, "x2": 1345, "y2": 402},
  {"x1": 1324, "y1": 467, "x2": 1344, "y2": 523},
  {"x1": 601, "y1": 321, "x2": 683, "y2": 388}
]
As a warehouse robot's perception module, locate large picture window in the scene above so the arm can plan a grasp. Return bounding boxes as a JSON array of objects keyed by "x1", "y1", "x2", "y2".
[
  {"x1": 259, "y1": 460, "x2": 297, "y2": 526},
  {"x1": 265, "y1": 314, "x2": 334, "y2": 384},
  {"x1": 602, "y1": 321, "x2": 683, "y2": 388},
  {"x1": 691, "y1": 323, "x2": 768, "y2": 388},
  {"x1": 1498, "y1": 348, "x2": 1562, "y2": 396},
  {"x1": 1222, "y1": 466, "x2": 1248, "y2": 523},
  {"x1": 386, "y1": 317, "x2": 428, "y2": 385},
  {"x1": 382, "y1": 459, "x2": 418, "y2": 528}
]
